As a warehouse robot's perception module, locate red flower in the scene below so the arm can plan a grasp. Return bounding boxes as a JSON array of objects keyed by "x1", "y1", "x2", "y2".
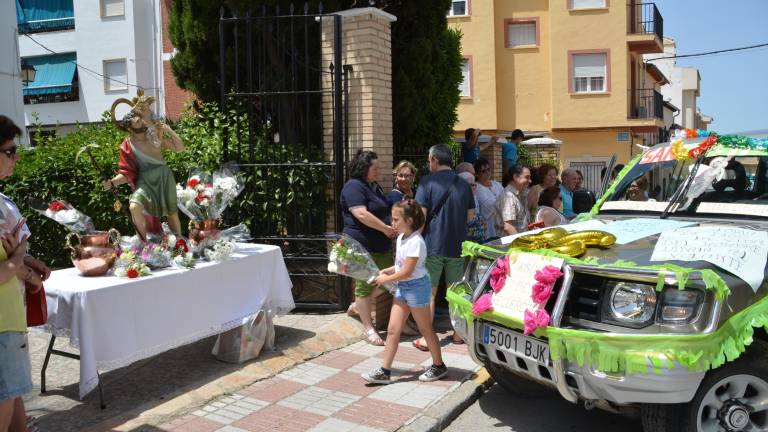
[
  {"x1": 47, "y1": 200, "x2": 66, "y2": 212},
  {"x1": 175, "y1": 239, "x2": 189, "y2": 253},
  {"x1": 187, "y1": 178, "x2": 200, "y2": 188},
  {"x1": 194, "y1": 194, "x2": 207, "y2": 203},
  {"x1": 127, "y1": 268, "x2": 139, "y2": 278}
]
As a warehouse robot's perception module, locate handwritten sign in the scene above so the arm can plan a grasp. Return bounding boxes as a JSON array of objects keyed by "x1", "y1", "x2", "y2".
[
  {"x1": 492, "y1": 252, "x2": 564, "y2": 320},
  {"x1": 600, "y1": 218, "x2": 697, "y2": 245},
  {"x1": 650, "y1": 227, "x2": 768, "y2": 292}
]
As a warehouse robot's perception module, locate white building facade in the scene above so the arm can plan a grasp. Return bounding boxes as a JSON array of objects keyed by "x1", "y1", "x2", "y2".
[
  {"x1": 1, "y1": 1, "x2": 25, "y2": 141},
  {"x1": 645, "y1": 37, "x2": 713, "y2": 131},
  {"x1": 16, "y1": 0, "x2": 166, "y2": 137}
]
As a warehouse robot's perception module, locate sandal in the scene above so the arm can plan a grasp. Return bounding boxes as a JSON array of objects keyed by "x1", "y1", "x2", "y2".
[
  {"x1": 347, "y1": 302, "x2": 359, "y2": 318},
  {"x1": 451, "y1": 334, "x2": 465, "y2": 345},
  {"x1": 412, "y1": 338, "x2": 429, "y2": 352},
  {"x1": 364, "y1": 328, "x2": 385, "y2": 346}
]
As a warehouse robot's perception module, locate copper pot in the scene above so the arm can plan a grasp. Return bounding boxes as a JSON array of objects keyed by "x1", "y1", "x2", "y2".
[{"x1": 66, "y1": 228, "x2": 120, "y2": 276}]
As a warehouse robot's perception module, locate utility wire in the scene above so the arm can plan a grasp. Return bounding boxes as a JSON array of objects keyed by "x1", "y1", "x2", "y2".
[
  {"x1": 22, "y1": 33, "x2": 158, "y2": 91},
  {"x1": 646, "y1": 42, "x2": 768, "y2": 62}
]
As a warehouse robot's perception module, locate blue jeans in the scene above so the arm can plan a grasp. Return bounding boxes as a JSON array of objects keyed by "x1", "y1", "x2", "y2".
[
  {"x1": 0, "y1": 332, "x2": 32, "y2": 401},
  {"x1": 394, "y1": 275, "x2": 432, "y2": 308}
]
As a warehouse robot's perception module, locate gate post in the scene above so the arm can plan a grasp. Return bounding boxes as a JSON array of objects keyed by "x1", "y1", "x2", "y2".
[{"x1": 321, "y1": 8, "x2": 398, "y2": 230}]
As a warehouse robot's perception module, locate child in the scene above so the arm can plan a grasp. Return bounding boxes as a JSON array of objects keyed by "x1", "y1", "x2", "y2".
[{"x1": 361, "y1": 199, "x2": 448, "y2": 384}]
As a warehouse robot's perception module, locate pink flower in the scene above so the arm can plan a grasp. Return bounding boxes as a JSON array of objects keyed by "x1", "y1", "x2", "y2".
[
  {"x1": 534, "y1": 265, "x2": 563, "y2": 285},
  {"x1": 472, "y1": 293, "x2": 494, "y2": 315},
  {"x1": 523, "y1": 308, "x2": 551, "y2": 336},
  {"x1": 489, "y1": 257, "x2": 510, "y2": 293},
  {"x1": 531, "y1": 282, "x2": 554, "y2": 305}
]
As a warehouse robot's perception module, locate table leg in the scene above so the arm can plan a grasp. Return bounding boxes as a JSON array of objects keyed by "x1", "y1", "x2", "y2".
[
  {"x1": 96, "y1": 371, "x2": 106, "y2": 410},
  {"x1": 40, "y1": 335, "x2": 56, "y2": 393}
]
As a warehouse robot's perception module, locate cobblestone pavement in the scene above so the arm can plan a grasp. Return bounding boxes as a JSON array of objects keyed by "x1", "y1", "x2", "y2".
[{"x1": 156, "y1": 331, "x2": 479, "y2": 432}]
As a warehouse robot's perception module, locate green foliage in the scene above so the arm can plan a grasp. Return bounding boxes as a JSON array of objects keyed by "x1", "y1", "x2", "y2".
[{"x1": 5, "y1": 103, "x2": 327, "y2": 267}]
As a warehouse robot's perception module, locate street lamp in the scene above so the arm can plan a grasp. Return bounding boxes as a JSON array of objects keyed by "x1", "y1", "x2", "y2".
[{"x1": 20, "y1": 59, "x2": 36, "y2": 84}]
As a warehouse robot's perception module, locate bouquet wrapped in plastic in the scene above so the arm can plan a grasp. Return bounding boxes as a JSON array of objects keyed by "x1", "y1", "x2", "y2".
[
  {"x1": 30, "y1": 198, "x2": 95, "y2": 233},
  {"x1": 176, "y1": 162, "x2": 245, "y2": 222},
  {"x1": 327, "y1": 234, "x2": 394, "y2": 293}
]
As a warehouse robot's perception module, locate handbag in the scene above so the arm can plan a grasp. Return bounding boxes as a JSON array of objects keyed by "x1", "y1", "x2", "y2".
[{"x1": 25, "y1": 282, "x2": 47, "y2": 327}]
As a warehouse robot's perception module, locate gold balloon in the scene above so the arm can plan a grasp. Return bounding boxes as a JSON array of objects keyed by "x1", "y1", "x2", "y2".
[{"x1": 511, "y1": 229, "x2": 616, "y2": 257}]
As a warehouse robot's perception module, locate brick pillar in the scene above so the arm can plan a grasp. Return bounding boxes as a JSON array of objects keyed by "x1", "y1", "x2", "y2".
[{"x1": 321, "y1": 7, "x2": 397, "y2": 233}]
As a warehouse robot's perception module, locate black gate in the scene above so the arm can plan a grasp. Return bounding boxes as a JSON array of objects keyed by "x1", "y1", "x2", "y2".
[{"x1": 219, "y1": 5, "x2": 349, "y2": 309}]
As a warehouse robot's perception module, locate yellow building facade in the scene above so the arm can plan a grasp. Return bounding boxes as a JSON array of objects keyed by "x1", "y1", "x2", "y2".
[{"x1": 451, "y1": 0, "x2": 666, "y2": 190}]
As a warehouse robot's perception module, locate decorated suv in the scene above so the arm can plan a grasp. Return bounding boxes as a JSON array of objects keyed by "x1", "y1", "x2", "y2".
[{"x1": 448, "y1": 130, "x2": 768, "y2": 432}]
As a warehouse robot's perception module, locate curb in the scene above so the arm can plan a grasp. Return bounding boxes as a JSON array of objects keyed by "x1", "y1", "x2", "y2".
[{"x1": 398, "y1": 368, "x2": 492, "y2": 432}]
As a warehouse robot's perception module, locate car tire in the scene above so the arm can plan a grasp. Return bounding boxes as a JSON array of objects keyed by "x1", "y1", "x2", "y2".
[
  {"x1": 484, "y1": 360, "x2": 553, "y2": 397},
  {"x1": 641, "y1": 339, "x2": 768, "y2": 432}
]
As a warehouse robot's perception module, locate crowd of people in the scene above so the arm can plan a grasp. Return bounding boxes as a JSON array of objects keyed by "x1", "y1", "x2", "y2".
[{"x1": 342, "y1": 130, "x2": 614, "y2": 384}]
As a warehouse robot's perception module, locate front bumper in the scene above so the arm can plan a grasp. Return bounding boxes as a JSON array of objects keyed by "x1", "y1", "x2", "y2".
[{"x1": 450, "y1": 307, "x2": 705, "y2": 405}]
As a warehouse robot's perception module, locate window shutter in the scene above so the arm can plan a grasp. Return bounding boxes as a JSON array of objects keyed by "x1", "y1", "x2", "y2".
[
  {"x1": 102, "y1": 0, "x2": 125, "y2": 17},
  {"x1": 573, "y1": 53, "x2": 606, "y2": 78},
  {"x1": 571, "y1": 0, "x2": 605, "y2": 9},
  {"x1": 459, "y1": 59, "x2": 470, "y2": 97},
  {"x1": 104, "y1": 59, "x2": 127, "y2": 91},
  {"x1": 507, "y1": 22, "x2": 536, "y2": 47}
]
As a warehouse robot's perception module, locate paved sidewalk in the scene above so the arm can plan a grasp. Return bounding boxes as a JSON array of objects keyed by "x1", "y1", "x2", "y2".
[{"x1": 155, "y1": 330, "x2": 480, "y2": 432}]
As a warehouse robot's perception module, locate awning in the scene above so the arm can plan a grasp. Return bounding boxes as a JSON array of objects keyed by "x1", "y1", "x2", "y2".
[
  {"x1": 16, "y1": 0, "x2": 75, "y2": 33},
  {"x1": 22, "y1": 53, "x2": 77, "y2": 96}
]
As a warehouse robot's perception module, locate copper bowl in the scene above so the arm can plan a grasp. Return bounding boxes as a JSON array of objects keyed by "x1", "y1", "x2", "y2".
[{"x1": 67, "y1": 229, "x2": 120, "y2": 277}]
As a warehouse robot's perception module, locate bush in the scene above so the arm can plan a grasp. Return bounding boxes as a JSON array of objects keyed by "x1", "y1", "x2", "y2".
[{"x1": 7, "y1": 103, "x2": 326, "y2": 268}]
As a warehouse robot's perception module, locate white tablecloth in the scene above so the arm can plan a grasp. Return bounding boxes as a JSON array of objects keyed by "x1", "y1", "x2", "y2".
[{"x1": 39, "y1": 243, "x2": 294, "y2": 398}]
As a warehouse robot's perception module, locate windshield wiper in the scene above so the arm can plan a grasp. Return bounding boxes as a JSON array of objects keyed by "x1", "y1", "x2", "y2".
[{"x1": 661, "y1": 157, "x2": 704, "y2": 219}]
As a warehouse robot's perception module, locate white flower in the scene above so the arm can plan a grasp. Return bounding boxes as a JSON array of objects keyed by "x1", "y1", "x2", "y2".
[{"x1": 327, "y1": 262, "x2": 338, "y2": 273}]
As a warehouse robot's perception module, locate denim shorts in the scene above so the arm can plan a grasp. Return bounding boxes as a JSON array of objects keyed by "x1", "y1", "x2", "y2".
[
  {"x1": 0, "y1": 331, "x2": 32, "y2": 401},
  {"x1": 394, "y1": 275, "x2": 432, "y2": 309}
]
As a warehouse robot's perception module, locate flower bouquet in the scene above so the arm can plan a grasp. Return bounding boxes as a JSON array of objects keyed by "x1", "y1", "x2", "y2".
[
  {"x1": 30, "y1": 198, "x2": 95, "y2": 233},
  {"x1": 114, "y1": 251, "x2": 152, "y2": 278},
  {"x1": 327, "y1": 234, "x2": 394, "y2": 293},
  {"x1": 176, "y1": 163, "x2": 245, "y2": 222}
]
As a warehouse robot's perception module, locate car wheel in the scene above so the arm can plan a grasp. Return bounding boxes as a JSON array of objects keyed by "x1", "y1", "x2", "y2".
[
  {"x1": 642, "y1": 339, "x2": 768, "y2": 432},
  {"x1": 484, "y1": 360, "x2": 552, "y2": 397}
]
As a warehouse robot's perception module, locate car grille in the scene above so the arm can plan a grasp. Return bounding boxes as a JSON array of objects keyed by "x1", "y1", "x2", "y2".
[{"x1": 565, "y1": 273, "x2": 606, "y2": 323}]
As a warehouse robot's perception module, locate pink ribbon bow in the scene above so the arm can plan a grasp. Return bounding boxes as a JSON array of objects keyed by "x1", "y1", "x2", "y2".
[
  {"x1": 489, "y1": 256, "x2": 510, "y2": 293},
  {"x1": 472, "y1": 293, "x2": 494, "y2": 315},
  {"x1": 534, "y1": 265, "x2": 563, "y2": 285},
  {"x1": 531, "y1": 282, "x2": 554, "y2": 305}
]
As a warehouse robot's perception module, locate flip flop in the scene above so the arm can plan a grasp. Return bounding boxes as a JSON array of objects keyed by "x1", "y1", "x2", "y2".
[{"x1": 412, "y1": 338, "x2": 429, "y2": 352}]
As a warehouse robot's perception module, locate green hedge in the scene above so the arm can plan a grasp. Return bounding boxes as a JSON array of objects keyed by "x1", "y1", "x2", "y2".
[{"x1": 8, "y1": 103, "x2": 324, "y2": 268}]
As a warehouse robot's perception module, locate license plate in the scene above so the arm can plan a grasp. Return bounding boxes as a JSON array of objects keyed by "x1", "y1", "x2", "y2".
[{"x1": 482, "y1": 324, "x2": 549, "y2": 365}]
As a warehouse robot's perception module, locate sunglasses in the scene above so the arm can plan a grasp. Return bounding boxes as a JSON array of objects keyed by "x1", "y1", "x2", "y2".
[{"x1": 0, "y1": 146, "x2": 18, "y2": 158}]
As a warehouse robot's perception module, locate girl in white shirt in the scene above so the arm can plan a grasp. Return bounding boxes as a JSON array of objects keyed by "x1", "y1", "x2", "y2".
[{"x1": 362, "y1": 199, "x2": 447, "y2": 384}]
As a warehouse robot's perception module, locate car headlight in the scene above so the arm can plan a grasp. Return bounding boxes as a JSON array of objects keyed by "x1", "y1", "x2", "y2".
[
  {"x1": 469, "y1": 258, "x2": 493, "y2": 289},
  {"x1": 658, "y1": 288, "x2": 704, "y2": 325},
  {"x1": 604, "y1": 281, "x2": 657, "y2": 328}
]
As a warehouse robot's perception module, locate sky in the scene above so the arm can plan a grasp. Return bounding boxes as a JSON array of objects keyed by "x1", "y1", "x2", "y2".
[{"x1": 655, "y1": 0, "x2": 768, "y2": 134}]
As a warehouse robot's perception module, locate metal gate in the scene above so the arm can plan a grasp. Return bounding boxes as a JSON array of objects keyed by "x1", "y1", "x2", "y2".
[{"x1": 219, "y1": 5, "x2": 349, "y2": 309}]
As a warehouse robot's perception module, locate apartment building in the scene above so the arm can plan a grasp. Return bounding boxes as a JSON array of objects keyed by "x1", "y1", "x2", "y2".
[
  {"x1": 450, "y1": 0, "x2": 673, "y2": 188},
  {"x1": 15, "y1": 0, "x2": 192, "y2": 142}
]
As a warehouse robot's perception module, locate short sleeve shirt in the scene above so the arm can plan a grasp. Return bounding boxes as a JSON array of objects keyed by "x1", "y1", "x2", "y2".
[
  {"x1": 395, "y1": 232, "x2": 427, "y2": 281},
  {"x1": 462, "y1": 141, "x2": 480, "y2": 164},
  {"x1": 415, "y1": 170, "x2": 475, "y2": 257},
  {"x1": 495, "y1": 185, "x2": 530, "y2": 234},
  {"x1": 560, "y1": 184, "x2": 576, "y2": 218},
  {"x1": 340, "y1": 179, "x2": 391, "y2": 253},
  {"x1": 502, "y1": 142, "x2": 518, "y2": 167},
  {"x1": 475, "y1": 181, "x2": 503, "y2": 239}
]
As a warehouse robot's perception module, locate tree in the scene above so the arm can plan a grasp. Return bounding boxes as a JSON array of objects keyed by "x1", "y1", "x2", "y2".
[{"x1": 168, "y1": 0, "x2": 462, "y2": 160}]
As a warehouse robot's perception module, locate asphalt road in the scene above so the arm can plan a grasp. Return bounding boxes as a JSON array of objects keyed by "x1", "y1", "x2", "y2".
[{"x1": 445, "y1": 381, "x2": 645, "y2": 432}]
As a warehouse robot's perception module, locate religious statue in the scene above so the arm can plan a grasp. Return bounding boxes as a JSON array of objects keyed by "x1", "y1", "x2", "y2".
[{"x1": 104, "y1": 89, "x2": 184, "y2": 239}]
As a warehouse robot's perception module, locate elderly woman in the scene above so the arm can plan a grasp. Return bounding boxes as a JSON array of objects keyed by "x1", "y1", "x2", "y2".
[
  {"x1": 458, "y1": 172, "x2": 486, "y2": 242},
  {"x1": 495, "y1": 164, "x2": 532, "y2": 236},
  {"x1": 626, "y1": 175, "x2": 654, "y2": 202},
  {"x1": 473, "y1": 157, "x2": 503, "y2": 240},
  {"x1": 0, "y1": 116, "x2": 49, "y2": 432},
  {"x1": 527, "y1": 163, "x2": 558, "y2": 216},
  {"x1": 387, "y1": 160, "x2": 416, "y2": 206},
  {"x1": 534, "y1": 186, "x2": 569, "y2": 227},
  {"x1": 341, "y1": 150, "x2": 397, "y2": 345}
]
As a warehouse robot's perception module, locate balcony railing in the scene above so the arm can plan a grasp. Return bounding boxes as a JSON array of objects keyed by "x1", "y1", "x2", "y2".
[
  {"x1": 628, "y1": 88, "x2": 663, "y2": 120},
  {"x1": 18, "y1": 17, "x2": 75, "y2": 34},
  {"x1": 628, "y1": 2, "x2": 663, "y2": 40},
  {"x1": 24, "y1": 82, "x2": 80, "y2": 105}
]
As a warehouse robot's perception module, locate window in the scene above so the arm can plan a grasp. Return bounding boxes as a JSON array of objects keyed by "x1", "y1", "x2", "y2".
[
  {"x1": 16, "y1": 0, "x2": 75, "y2": 34},
  {"x1": 506, "y1": 20, "x2": 538, "y2": 48},
  {"x1": 459, "y1": 58, "x2": 471, "y2": 97},
  {"x1": 570, "y1": 0, "x2": 607, "y2": 9},
  {"x1": 22, "y1": 52, "x2": 79, "y2": 104},
  {"x1": 101, "y1": 0, "x2": 125, "y2": 18},
  {"x1": 571, "y1": 52, "x2": 608, "y2": 93},
  {"x1": 103, "y1": 59, "x2": 128, "y2": 92},
  {"x1": 447, "y1": 0, "x2": 468, "y2": 17}
]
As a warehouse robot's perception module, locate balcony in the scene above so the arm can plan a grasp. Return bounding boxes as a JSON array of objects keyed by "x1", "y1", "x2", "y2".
[
  {"x1": 627, "y1": 2, "x2": 663, "y2": 54},
  {"x1": 18, "y1": 17, "x2": 75, "y2": 34},
  {"x1": 16, "y1": 0, "x2": 75, "y2": 34},
  {"x1": 628, "y1": 88, "x2": 663, "y2": 120}
]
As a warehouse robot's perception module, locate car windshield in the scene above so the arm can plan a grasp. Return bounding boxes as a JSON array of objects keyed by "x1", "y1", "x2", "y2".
[{"x1": 601, "y1": 138, "x2": 768, "y2": 219}]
